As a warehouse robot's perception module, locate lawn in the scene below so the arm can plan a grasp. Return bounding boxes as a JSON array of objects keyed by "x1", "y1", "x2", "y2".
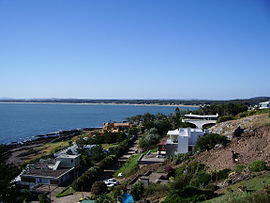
[
  {"x1": 56, "y1": 186, "x2": 75, "y2": 198},
  {"x1": 102, "y1": 143, "x2": 119, "y2": 150},
  {"x1": 114, "y1": 153, "x2": 142, "y2": 177}
]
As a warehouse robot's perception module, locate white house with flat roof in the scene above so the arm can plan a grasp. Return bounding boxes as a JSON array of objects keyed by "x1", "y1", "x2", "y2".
[
  {"x1": 182, "y1": 113, "x2": 219, "y2": 129},
  {"x1": 165, "y1": 128, "x2": 205, "y2": 155},
  {"x1": 259, "y1": 101, "x2": 270, "y2": 109}
]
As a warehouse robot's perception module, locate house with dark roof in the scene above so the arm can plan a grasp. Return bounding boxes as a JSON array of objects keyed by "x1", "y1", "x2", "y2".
[{"x1": 18, "y1": 154, "x2": 80, "y2": 190}]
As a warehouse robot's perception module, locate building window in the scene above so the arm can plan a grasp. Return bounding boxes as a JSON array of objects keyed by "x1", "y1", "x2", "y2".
[{"x1": 188, "y1": 146, "x2": 193, "y2": 152}]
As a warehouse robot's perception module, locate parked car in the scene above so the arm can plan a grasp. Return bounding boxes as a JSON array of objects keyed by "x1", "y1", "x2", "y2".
[{"x1": 103, "y1": 178, "x2": 119, "y2": 186}]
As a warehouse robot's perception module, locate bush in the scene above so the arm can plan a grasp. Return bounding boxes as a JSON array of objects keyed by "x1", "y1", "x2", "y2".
[
  {"x1": 210, "y1": 169, "x2": 231, "y2": 181},
  {"x1": 172, "y1": 152, "x2": 193, "y2": 165},
  {"x1": 131, "y1": 182, "x2": 144, "y2": 201},
  {"x1": 234, "y1": 164, "x2": 246, "y2": 173},
  {"x1": 38, "y1": 194, "x2": 50, "y2": 203},
  {"x1": 91, "y1": 181, "x2": 108, "y2": 195},
  {"x1": 139, "y1": 128, "x2": 160, "y2": 150},
  {"x1": 71, "y1": 166, "x2": 103, "y2": 191},
  {"x1": 195, "y1": 134, "x2": 229, "y2": 152},
  {"x1": 143, "y1": 184, "x2": 168, "y2": 199},
  {"x1": 95, "y1": 194, "x2": 114, "y2": 203},
  {"x1": 190, "y1": 172, "x2": 211, "y2": 187},
  {"x1": 248, "y1": 160, "x2": 267, "y2": 172},
  {"x1": 217, "y1": 115, "x2": 235, "y2": 123}
]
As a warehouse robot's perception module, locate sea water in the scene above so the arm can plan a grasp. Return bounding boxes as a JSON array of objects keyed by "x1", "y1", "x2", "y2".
[{"x1": 0, "y1": 103, "x2": 197, "y2": 144}]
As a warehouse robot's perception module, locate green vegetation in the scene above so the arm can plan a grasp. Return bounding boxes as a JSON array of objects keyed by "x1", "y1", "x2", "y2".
[
  {"x1": 196, "y1": 103, "x2": 248, "y2": 117},
  {"x1": 91, "y1": 181, "x2": 108, "y2": 195},
  {"x1": 195, "y1": 133, "x2": 229, "y2": 152},
  {"x1": 208, "y1": 191, "x2": 270, "y2": 203},
  {"x1": 131, "y1": 182, "x2": 144, "y2": 201},
  {"x1": 163, "y1": 162, "x2": 216, "y2": 203},
  {"x1": 56, "y1": 187, "x2": 75, "y2": 198},
  {"x1": 139, "y1": 128, "x2": 161, "y2": 150},
  {"x1": 217, "y1": 108, "x2": 270, "y2": 123},
  {"x1": 234, "y1": 164, "x2": 246, "y2": 173},
  {"x1": 209, "y1": 171, "x2": 270, "y2": 203},
  {"x1": 248, "y1": 160, "x2": 267, "y2": 172},
  {"x1": 210, "y1": 169, "x2": 231, "y2": 182},
  {"x1": 233, "y1": 161, "x2": 268, "y2": 173},
  {"x1": 114, "y1": 153, "x2": 141, "y2": 177},
  {"x1": 0, "y1": 145, "x2": 22, "y2": 203},
  {"x1": 225, "y1": 172, "x2": 270, "y2": 192}
]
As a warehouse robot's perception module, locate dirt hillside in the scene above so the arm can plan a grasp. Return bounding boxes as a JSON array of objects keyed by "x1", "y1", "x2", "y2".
[
  {"x1": 193, "y1": 124, "x2": 270, "y2": 170},
  {"x1": 209, "y1": 114, "x2": 270, "y2": 137}
]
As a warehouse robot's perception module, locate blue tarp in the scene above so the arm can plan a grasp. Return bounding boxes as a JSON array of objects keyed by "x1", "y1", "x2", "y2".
[{"x1": 120, "y1": 193, "x2": 135, "y2": 203}]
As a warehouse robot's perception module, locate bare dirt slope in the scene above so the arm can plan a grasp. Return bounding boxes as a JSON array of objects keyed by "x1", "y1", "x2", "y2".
[
  {"x1": 209, "y1": 114, "x2": 270, "y2": 137},
  {"x1": 193, "y1": 124, "x2": 270, "y2": 170}
]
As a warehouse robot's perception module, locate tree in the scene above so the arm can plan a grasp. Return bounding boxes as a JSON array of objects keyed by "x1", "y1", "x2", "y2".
[
  {"x1": 139, "y1": 128, "x2": 160, "y2": 150},
  {"x1": 91, "y1": 181, "x2": 108, "y2": 195},
  {"x1": 195, "y1": 134, "x2": 228, "y2": 152},
  {"x1": 131, "y1": 183, "x2": 144, "y2": 201},
  {"x1": 90, "y1": 145, "x2": 106, "y2": 163}
]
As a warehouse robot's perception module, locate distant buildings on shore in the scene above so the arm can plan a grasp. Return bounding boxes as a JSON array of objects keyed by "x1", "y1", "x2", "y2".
[{"x1": 103, "y1": 121, "x2": 135, "y2": 133}]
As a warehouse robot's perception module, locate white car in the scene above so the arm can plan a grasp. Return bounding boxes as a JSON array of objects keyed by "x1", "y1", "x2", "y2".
[{"x1": 103, "y1": 178, "x2": 119, "y2": 186}]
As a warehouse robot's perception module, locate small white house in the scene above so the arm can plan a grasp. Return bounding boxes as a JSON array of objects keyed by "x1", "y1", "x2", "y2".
[
  {"x1": 165, "y1": 128, "x2": 204, "y2": 155},
  {"x1": 259, "y1": 101, "x2": 270, "y2": 109}
]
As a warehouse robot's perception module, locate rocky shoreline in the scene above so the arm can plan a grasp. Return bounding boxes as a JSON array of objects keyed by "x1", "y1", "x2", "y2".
[{"x1": 5, "y1": 127, "x2": 101, "y2": 150}]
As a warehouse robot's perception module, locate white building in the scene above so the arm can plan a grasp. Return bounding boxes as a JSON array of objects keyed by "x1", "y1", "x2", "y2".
[
  {"x1": 259, "y1": 101, "x2": 270, "y2": 109},
  {"x1": 165, "y1": 128, "x2": 205, "y2": 155}
]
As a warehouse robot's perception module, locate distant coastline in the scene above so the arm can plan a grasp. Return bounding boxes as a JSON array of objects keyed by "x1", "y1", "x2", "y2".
[{"x1": 0, "y1": 101, "x2": 200, "y2": 108}]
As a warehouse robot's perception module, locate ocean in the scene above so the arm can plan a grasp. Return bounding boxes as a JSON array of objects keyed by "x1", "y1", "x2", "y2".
[{"x1": 0, "y1": 103, "x2": 197, "y2": 144}]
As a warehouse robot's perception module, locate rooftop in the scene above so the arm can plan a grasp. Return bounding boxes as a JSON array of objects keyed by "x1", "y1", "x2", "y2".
[
  {"x1": 57, "y1": 154, "x2": 80, "y2": 159},
  {"x1": 22, "y1": 159, "x2": 73, "y2": 178},
  {"x1": 167, "y1": 128, "x2": 204, "y2": 136},
  {"x1": 184, "y1": 113, "x2": 219, "y2": 118}
]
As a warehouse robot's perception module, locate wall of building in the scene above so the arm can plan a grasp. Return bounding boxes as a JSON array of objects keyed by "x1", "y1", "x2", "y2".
[{"x1": 177, "y1": 136, "x2": 189, "y2": 154}]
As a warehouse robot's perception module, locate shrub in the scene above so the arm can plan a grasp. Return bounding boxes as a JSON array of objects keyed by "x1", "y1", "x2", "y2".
[
  {"x1": 139, "y1": 128, "x2": 160, "y2": 150},
  {"x1": 173, "y1": 152, "x2": 193, "y2": 165},
  {"x1": 131, "y1": 182, "x2": 144, "y2": 201},
  {"x1": 195, "y1": 134, "x2": 229, "y2": 152},
  {"x1": 96, "y1": 194, "x2": 114, "y2": 203},
  {"x1": 234, "y1": 164, "x2": 246, "y2": 173},
  {"x1": 210, "y1": 169, "x2": 231, "y2": 181},
  {"x1": 217, "y1": 115, "x2": 235, "y2": 123},
  {"x1": 248, "y1": 160, "x2": 267, "y2": 172},
  {"x1": 71, "y1": 166, "x2": 103, "y2": 191},
  {"x1": 190, "y1": 172, "x2": 211, "y2": 187},
  {"x1": 91, "y1": 181, "x2": 108, "y2": 195},
  {"x1": 38, "y1": 194, "x2": 50, "y2": 203},
  {"x1": 143, "y1": 184, "x2": 168, "y2": 199}
]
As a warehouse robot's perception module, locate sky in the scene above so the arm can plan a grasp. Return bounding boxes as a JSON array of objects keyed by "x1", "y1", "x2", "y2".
[{"x1": 0, "y1": 0, "x2": 270, "y2": 100}]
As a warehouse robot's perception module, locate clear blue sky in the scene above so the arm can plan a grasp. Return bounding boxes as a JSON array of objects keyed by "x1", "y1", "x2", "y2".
[{"x1": 1, "y1": 0, "x2": 270, "y2": 100}]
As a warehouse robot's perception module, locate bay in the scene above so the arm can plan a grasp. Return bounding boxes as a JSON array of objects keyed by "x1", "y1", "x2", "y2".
[{"x1": 0, "y1": 103, "x2": 197, "y2": 144}]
